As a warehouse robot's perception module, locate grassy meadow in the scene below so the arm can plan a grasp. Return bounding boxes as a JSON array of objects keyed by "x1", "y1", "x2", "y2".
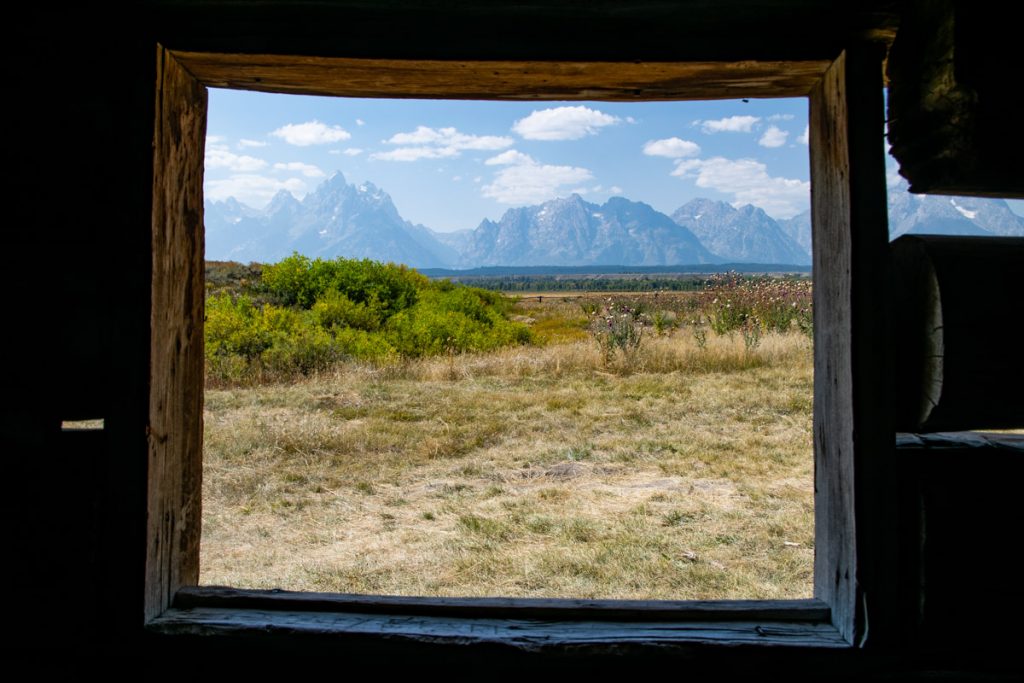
[{"x1": 201, "y1": 262, "x2": 815, "y2": 600}]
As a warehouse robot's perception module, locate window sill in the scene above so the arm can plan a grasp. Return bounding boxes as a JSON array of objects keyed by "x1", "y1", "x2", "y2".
[{"x1": 148, "y1": 587, "x2": 847, "y2": 652}]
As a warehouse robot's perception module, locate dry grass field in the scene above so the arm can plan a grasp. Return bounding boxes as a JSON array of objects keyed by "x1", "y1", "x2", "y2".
[{"x1": 201, "y1": 293, "x2": 814, "y2": 600}]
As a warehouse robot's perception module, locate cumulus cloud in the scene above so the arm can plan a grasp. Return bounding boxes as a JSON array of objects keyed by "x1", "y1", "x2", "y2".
[
  {"x1": 238, "y1": 139, "x2": 267, "y2": 148},
  {"x1": 797, "y1": 125, "x2": 810, "y2": 145},
  {"x1": 371, "y1": 146, "x2": 459, "y2": 162},
  {"x1": 512, "y1": 106, "x2": 621, "y2": 141},
  {"x1": 271, "y1": 120, "x2": 351, "y2": 146},
  {"x1": 371, "y1": 126, "x2": 513, "y2": 161},
  {"x1": 205, "y1": 147, "x2": 268, "y2": 172},
  {"x1": 484, "y1": 149, "x2": 534, "y2": 166},
  {"x1": 758, "y1": 126, "x2": 789, "y2": 148},
  {"x1": 356, "y1": 119, "x2": 365, "y2": 126},
  {"x1": 387, "y1": 126, "x2": 512, "y2": 149},
  {"x1": 642, "y1": 137, "x2": 701, "y2": 158},
  {"x1": 671, "y1": 156, "x2": 809, "y2": 218},
  {"x1": 481, "y1": 150, "x2": 593, "y2": 204},
  {"x1": 698, "y1": 115, "x2": 760, "y2": 134},
  {"x1": 273, "y1": 162, "x2": 325, "y2": 178},
  {"x1": 206, "y1": 135, "x2": 226, "y2": 145},
  {"x1": 205, "y1": 174, "x2": 309, "y2": 208},
  {"x1": 768, "y1": 114, "x2": 796, "y2": 122}
]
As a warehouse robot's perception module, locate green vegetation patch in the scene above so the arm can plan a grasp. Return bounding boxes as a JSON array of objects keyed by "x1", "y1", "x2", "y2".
[{"x1": 206, "y1": 254, "x2": 534, "y2": 383}]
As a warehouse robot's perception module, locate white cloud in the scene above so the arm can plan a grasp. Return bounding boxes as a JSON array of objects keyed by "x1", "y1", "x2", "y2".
[
  {"x1": 481, "y1": 150, "x2": 594, "y2": 204},
  {"x1": 271, "y1": 120, "x2": 351, "y2": 146},
  {"x1": 671, "y1": 156, "x2": 809, "y2": 218},
  {"x1": 452, "y1": 175, "x2": 462, "y2": 182},
  {"x1": 205, "y1": 147, "x2": 268, "y2": 172},
  {"x1": 485, "y1": 149, "x2": 534, "y2": 166},
  {"x1": 768, "y1": 114, "x2": 796, "y2": 122},
  {"x1": 758, "y1": 126, "x2": 789, "y2": 148},
  {"x1": 699, "y1": 115, "x2": 761, "y2": 134},
  {"x1": 205, "y1": 174, "x2": 309, "y2": 208},
  {"x1": 642, "y1": 137, "x2": 701, "y2": 158},
  {"x1": 206, "y1": 135, "x2": 226, "y2": 145},
  {"x1": 886, "y1": 158, "x2": 904, "y2": 189},
  {"x1": 609, "y1": 186, "x2": 624, "y2": 195},
  {"x1": 797, "y1": 125, "x2": 810, "y2": 145},
  {"x1": 273, "y1": 162, "x2": 325, "y2": 178},
  {"x1": 371, "y1": 146, "x2": 459, "y2": 162},
  {"x1": 386, "y1": 126, "x2": 512, "y2": 150},
  {"x1": 238, "y1": 139, "x2": 267, "y2": 148},
  {"x1": 512, "y1": 106, "x2": 621, "y2": 141},
  {"x1": 356, "y1": 119, "x2": 365, "y2": 126},
  {"x1": 372, "y1": 126, "x2": 513, "y2": 161},
  {"x1": 342, "y1": 148, "x2": 363, "y2": 156}
]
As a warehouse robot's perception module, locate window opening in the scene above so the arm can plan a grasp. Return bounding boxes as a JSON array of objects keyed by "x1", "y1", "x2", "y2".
[{"x1": 200, "y1": 90, "x2": 816, "y2": 601}]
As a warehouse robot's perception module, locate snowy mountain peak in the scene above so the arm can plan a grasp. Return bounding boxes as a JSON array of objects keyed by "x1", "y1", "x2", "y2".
[
  {"x1": 672, "y1": 199, "x2": 810, "y2": 265},
  {"x1": 950, "y1": 198, "x2": 977, "y2": 220}
]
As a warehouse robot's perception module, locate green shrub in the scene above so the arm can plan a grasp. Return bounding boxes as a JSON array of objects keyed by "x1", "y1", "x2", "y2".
[
  {"x1": 311, "y1": 289, "x2": 382, "y2": 331},
  {"x1": 205, "y1": 293, "x2": 273, "y2": 359},
  {"x1": 206, "y1": 255, "x2": 531, "y2": 381},
  {"x1": 262, "y1": 253, "x2": 426, "y2": 317}
]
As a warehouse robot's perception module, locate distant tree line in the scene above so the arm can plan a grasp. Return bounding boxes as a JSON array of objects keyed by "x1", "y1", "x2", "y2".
[{"x1": 437, "y1": 275, "x2": 714, "y2": 293}]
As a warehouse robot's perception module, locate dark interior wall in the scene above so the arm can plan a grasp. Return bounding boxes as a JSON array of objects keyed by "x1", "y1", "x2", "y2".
[{"x1": 4, "y1": 6, "x2": 156, "y2": 647}]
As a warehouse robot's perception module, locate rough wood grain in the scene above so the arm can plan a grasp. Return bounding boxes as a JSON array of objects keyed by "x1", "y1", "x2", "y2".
[
  {"x1": 149, "y1": 607, "x2": 849, "y2": 651},
  {"x1": 887, "y1": 1, "x2": 1024, "y2": 196},
  {"x1": 146, "y1": 46, "x2": 207, "y2": 622},
  {"x1": 175, "y1": 587, "x2": 831, "y2": 623},
  {"x1": 173, "y1": 52, "x2": 832, "y2": 101},
  {"x1": 809, "y1": 46, "x2": 892, "y2": 646},
  {"x1": 891, "y1": 235, "x2": 1024, "y2": 431},
  {"x1": 895, "y1": 432, "x2": 1024, "y2": 450}
]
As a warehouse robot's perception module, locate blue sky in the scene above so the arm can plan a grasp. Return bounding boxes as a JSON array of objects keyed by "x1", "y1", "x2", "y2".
[{"x1": 204, "y1": 89, "x2": 1022, "y2": 232}]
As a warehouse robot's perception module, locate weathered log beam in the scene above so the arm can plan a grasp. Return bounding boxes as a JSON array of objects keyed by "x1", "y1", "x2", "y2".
[
  {"x1": 891, "y1": 235, "x2": 1024, "y2": 431},
  {"x1": 147, "y1": 46, "x2": 206, "y2": 621},
  {"x1": 174, "y1": 52, "x2": 831, "y2": 101},
  {"x1": 887, "y1": 0, "x2": 1024, "y2": 197}
]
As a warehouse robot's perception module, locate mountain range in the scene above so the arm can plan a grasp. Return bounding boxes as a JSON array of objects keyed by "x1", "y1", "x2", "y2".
[{"x1": 204, "y1": 173, "x2": 1024, "y2": 268}]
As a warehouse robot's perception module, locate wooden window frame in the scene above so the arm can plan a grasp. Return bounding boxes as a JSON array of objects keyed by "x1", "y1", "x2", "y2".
[{"x1": 145, "y1": 44, "x2": 891, "y2": 653}]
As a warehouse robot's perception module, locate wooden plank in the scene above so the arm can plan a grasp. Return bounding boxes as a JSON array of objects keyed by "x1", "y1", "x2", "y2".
[
  {"x1": 149, "y1": 607, "x2": 849, "y2": 650},
  {"x1": 175, "y1": 587, "x2": 831, "y2": 623},
  {"x1": 894, "y1": 437, "x2": 1024, "y2": 653},
  {"x1": 173, "y1": 52, "x2": 832, "y2": 101},
  {"x1": 809, "y1": 46, "x2": 891, "y2": 645},
  {"x1": 146, "y1": 46, "x2": 207, "y2": 621},
  {"x1": 886, "y1": 1, "x2": 1024, "y2": 197},
  {"x1": 891, "y1": 235, "x2": 1024, "y2": 431},
  {"x1": 895, "y1": 432, "x2": 1024, "y2": 451}
]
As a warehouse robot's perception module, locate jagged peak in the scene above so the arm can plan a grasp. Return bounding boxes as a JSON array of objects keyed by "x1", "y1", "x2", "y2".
[
  {"x1": 734, "y1": 204, "x2": 771, "y2": 220},
  {"x1": 265, "y1": 189, "x2": 300, "y2": 213}
]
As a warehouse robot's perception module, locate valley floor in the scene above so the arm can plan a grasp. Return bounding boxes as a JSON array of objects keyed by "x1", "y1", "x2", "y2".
[{"x1": 201, "y1": 328, "x2": 814, "y2": 600}]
